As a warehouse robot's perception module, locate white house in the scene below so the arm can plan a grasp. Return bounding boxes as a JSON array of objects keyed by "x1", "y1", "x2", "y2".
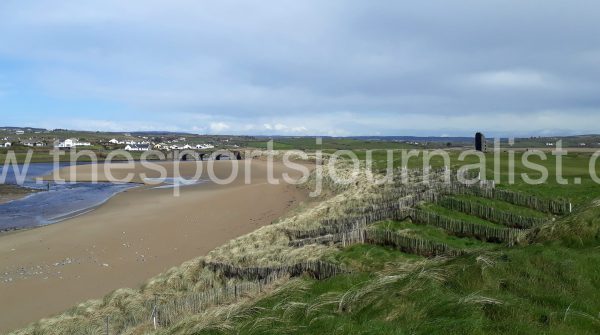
[
  {"x1": 195, "y1": 144, "x2": 215, "y2": 149},
  {"x1": 4, "y1": 142, "x2": 11, "y2": 148},
  {"x1": 108, "y1": 138, "x2": 122, "y2": 144},
  {"x1": 58, "y1": 139, "x2": 75, "y2": 148},
  {"x1": 15, "y1": 130, "x2": 24, "y2": 135},
  {"x1": 124, "y1": 144, "x2": 150, "y2": 151},
  {"x1": 55, "y1": 138, "x2": 92, "y2": 148}
]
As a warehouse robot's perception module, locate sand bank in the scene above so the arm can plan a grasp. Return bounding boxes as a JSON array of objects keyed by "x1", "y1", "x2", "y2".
[{"x1": 0, "y1": 185, "x2": 39, "y2": 205}]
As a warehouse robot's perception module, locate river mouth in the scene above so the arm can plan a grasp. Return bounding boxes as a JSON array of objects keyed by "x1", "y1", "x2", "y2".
[{"x1": 0, "y1": 163, "x2": 139, "y2": 232}]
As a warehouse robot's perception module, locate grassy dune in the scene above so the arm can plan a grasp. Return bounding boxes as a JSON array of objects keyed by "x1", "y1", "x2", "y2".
[
  {"x1": 165, "y1": 152, "x2": 600, "y2": 334},
  {"x1": 223, "y1": 238, "x2": 600, "y2": 334}
]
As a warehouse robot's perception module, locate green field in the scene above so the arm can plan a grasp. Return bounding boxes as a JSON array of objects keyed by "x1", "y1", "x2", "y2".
[
  {"x1": 246, "y1": 137, "x2": 418, "y2": 151},
  {"x1": 354, "y1": 150, "x2": 600, "y2": 205}
]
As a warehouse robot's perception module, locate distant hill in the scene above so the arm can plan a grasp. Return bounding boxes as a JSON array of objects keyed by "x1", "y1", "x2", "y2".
[
  {"x1": 350, "y1": 136, "x2": 473, "y2": 143},
  {"x1": 0, "y1": 126, "x2": 47, "y2": 132}
]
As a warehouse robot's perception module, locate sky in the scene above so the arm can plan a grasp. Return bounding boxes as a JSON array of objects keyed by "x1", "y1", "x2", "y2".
[{"x1": 0, "y1": 0, "x2": 599, "y2": 137}]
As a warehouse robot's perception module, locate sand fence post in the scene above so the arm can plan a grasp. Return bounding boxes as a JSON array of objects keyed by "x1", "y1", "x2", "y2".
[{"x1": 152, "y1": 294, "x2": 158, "y2": 330}]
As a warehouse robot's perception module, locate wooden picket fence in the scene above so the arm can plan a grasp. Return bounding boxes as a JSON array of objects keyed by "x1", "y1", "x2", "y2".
[
  {"x1": 95, "y1": 259, "x2": 347, "y2": 333},
  {"x1": 365, "y1": 228, "x2": 465, "y2": 257},
  {"x1": 436, "y1": 197, "x2": 548, "y2": 229},
  {"x1": 436, "y1": 183, "x2": 571, "y2": 215},
  {"x1": 156, "y1": 278, "x2": 273, "y2": 326},
  {"x1": 399, "y1": 208, "x2": 525, "y2": 245},
  {"x1": 290, "y1": 227, "x2": 465, "y2": 258},
  {"x1": 289, "y1": 226, "x2": 367, "y2": 248},
  {"x1": 203, "y1": 260, "x2": 347, "y2": 281},
  {"x1": 285, "y1": 188, "x2": 442, "y2": 241},
  {"x1": 285, "y1": 220, "x2": 367, "y2": 240},
  {"x1": 345, "y1": 189, "x2": 439, "y2": 215},
  {"x1": 343, "y1": 183, "x2": 434, "y2": 208},
  {"x1": 286, "y1": 192, "x2": 536, "y2": 246}
]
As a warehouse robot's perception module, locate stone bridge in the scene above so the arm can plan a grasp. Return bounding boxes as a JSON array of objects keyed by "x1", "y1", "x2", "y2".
[{"x1": 168, "y1": 150, "x2": 243, "y2": 161}]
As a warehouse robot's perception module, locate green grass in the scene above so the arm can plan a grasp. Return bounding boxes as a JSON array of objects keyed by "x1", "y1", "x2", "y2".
[
  {"x1": 223, "y1": 248, "x2": 600, "y2": 335},
  {"x1": 324, "y1": 243, "x2": 423, "y2": 272},
  {"x1": 199, "y1": 236, "x2": 600, "y2": 335},
  {"x1": 182, "y1": 193, "x2": 600, "y2": 334},
  {"x1": 448, "y1": 195, "x2": 552, "y2": 219},
  {"x1": 419, "y1": 203, "x2": 506, "y2": 229},
  {"x1": 374, "y1": 220, "x2": 494, "y2": 250},
  {"x1": 360, "y1": 150, "x2": 600, "y2": 206},
  {"x1": 247, "y1": 138, "x2": 416, "y2": 151}
]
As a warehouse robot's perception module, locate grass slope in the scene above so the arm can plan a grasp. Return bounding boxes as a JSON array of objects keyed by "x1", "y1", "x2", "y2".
[
  {"x1": 373, "y1": 220, "x2": 494, "y2": 250},
  {"x1": 187, "y1": 206, "x2": 600, "y2": 335},
  {"x1": 448, "y1": 195, "x2": 552, "y2": 219}
]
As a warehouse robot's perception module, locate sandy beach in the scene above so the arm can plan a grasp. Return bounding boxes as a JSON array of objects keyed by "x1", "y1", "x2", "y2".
[{"x1": 0, "y1": 159, "x2": 311, "y2": 333}]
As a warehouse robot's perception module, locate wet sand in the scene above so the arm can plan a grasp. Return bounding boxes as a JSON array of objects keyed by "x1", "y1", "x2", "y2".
[
  {"x1": 0, "y1": 185, "x2": 38, "y2": 205},
  {"x1": 0, "y1": 159, "x2": 311, "y2": 333}
]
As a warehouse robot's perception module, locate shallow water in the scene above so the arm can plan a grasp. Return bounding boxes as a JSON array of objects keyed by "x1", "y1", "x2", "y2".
[
  {"x1": 144, "y1": 177, "x2": 206, "y2": 189},
  {"x1": 0, "y1": 162, "x2": 137, "y2": 231}
]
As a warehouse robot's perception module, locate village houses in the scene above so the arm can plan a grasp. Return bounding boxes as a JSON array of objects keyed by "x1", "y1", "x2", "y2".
[{"x1": 124, "y1": 144, "x2": 151, "y2": 151}]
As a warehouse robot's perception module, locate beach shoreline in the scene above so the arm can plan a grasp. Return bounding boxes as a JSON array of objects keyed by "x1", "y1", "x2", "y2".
[
  {"x1": 0, "y1": 159, "x2": 311, "y2": 333},
  {"x1": 0, "y1": 184, "x2": 40, "y2": 205}
]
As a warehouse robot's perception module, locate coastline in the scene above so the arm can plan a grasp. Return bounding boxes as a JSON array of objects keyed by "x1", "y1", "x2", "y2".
[
  {"x1": 0, "y1": 159, "x2": 311, "y2": 333},
  {"x1": 0, "y1": 183, "x2": 142, "y2": 235}
]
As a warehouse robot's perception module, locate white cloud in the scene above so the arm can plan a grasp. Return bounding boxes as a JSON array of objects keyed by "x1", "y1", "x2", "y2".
[
  {"x1": 38, "y1": 119, "x2": 181, "y2": 132},
  {"x1": 209, "y1": 122, "x2": 230, "y2": 133},
  {"x1": 261, "y1": 123, "x2": 308, "y2": 133},
  {"x1": 291, "y1": 126, "x2": 308, "y2": 132},
  {"x1": 464, "y1": 70, "x2": 558, "y2": 89}
]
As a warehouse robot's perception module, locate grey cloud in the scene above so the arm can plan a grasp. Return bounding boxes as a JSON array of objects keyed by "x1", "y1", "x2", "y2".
[{"x1": 0, "y1": 0, "x2": 599, "y2": 135}]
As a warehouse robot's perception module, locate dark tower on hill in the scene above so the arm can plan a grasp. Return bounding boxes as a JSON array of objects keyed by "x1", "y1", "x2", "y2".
[{"x1": 475, "y1": 132, "x2": 487, "y2": 152}]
